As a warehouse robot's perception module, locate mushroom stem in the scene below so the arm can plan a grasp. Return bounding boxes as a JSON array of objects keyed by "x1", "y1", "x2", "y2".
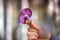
[{"x1": 26, "y1": 20, "x2": 31, "y2": 25}]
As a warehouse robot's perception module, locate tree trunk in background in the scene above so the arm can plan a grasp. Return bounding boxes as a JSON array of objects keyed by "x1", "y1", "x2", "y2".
[
  {"x1": 0, "y1": 0, "x2": 4, "y2": 40},
  {"x1": 12, "y1": 0, "x2": 18, "y2": 40},
  {"x1": 21, "y1": 0, "x2": 29, "y2": 40},
  {"x1": 6, "y1": 0, "x2": 13, "y2": 40}
]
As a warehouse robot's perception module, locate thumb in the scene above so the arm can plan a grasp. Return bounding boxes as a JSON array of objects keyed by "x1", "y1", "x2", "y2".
[{"x1": 26, "y1": 20, "x2": 41, "y2": 30}]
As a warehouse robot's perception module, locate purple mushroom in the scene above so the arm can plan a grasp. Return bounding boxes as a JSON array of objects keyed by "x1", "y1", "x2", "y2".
[{"x1": 19, "y1": 8, "x2": 32, "y2": 24}]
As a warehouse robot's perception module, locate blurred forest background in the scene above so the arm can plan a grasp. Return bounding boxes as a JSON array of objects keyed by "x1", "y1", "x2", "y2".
[{"x1": 0, "y1": 0, "x2": 60, "y2": 40}]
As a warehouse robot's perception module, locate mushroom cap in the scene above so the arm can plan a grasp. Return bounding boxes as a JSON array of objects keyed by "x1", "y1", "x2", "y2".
[{"x1": 19, "y1": 8, "x2": 32, "y2": 24}]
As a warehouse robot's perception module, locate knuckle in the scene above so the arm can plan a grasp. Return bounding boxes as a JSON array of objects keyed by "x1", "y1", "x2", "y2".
[
  {"x1": 28, "y1": 29, "x2": 38, "y2": 33},
  {"x1": 28, "y1": 32, "x2": 38, "y2": 36}
]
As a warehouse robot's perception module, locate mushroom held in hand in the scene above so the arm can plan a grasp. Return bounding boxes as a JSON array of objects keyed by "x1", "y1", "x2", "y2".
[{"x1": 19, "y1": 8, "x2": 32, "y2": 24}]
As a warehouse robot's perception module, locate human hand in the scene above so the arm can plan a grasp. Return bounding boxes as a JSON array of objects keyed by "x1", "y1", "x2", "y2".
[{"x1": 27, "y1": 21, "x2": 51, "y2": 40}]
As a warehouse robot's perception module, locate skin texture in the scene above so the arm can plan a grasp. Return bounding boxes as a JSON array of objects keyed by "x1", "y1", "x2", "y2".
[{"x1": 27, "y1": 21, "x2": 51, "y2": 40}]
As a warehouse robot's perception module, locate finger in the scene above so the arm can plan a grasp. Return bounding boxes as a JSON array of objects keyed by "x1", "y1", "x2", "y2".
[
  {"x1": 30, "y1": 21, "x2": 40, "y2": 30},
  {"x1": 26, "y1": 20, "x2": 41, "y2": 31},
  {"x1": 38, "y1": 38, "x2": 49, "y2": 40},
  {"x1": 28, "y1": 35, "x2": 38, "y2": 40},
  {"x1": 28, "y1": 32, "x2": 39, "y2": 37},
  {"x1": 28, "y1": 28, "x2": 38, "y2": 33}
]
